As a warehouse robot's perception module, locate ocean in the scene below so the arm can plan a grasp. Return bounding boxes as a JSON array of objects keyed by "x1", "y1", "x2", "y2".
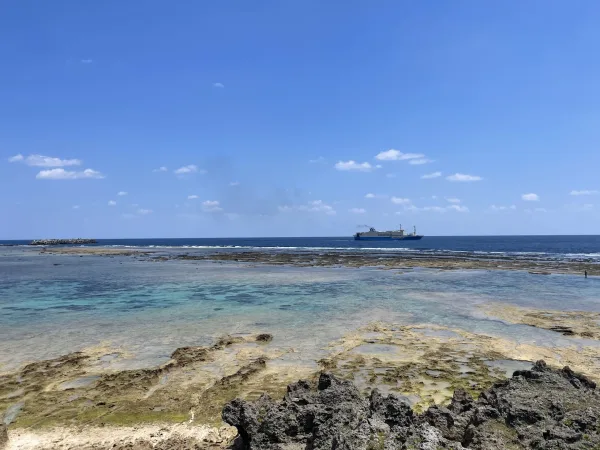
[
  {"x1": 2, "y1": 236, "x2": 600, "y2": 430},
  {"x1": 1, "y1": 236, "x2": 600, "y2": 374},
  {"x1": 3, "y1": 235, "x2": 600, "y2": 261}
]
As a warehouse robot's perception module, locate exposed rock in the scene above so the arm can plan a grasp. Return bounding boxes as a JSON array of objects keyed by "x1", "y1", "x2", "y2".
[
  {"x1": 30, "y1": 238, "x2": 97, "y2": 245},
  {"x1": 481, "y1": 303, "x2": 600, "y2": 340},
  {"x1": 223, "y1": 360, "x2": 600, "y2": 449},
  {"x1": 0, "y1": 424, "x2": 7, "y2": 449},
  {"x1": 256, "y1": 334, "x2": 273, "y2": 343}
]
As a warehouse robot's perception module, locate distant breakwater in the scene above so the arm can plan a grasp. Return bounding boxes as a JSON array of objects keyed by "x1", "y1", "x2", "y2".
[{"x1": 30, "y1": 238, "x2": 97, "y2": 246}]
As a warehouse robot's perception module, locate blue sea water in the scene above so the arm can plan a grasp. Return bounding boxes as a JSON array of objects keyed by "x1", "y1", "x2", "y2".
[
  {"x1": 2, "y1": 235, "x2": 600, "y2": 261},
  {"x1": 1, "y1": 238, "x2": 600, "y2": 374}
]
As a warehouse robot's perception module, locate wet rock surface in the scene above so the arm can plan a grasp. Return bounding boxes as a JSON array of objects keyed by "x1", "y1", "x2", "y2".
[
  {"x1": 223, "y1": 361, "x2": 600, "y2": 449},
  {"x1": 176, "y1": 251, "x2": 600, "y2": 276},
  {"x1": 482, "y1": 303, "x2": 600, "y2": 341}
]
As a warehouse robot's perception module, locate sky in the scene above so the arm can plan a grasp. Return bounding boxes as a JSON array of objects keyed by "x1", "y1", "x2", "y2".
[{"x1": 1, "y1": 1, "x2": 600, "y2": 238}]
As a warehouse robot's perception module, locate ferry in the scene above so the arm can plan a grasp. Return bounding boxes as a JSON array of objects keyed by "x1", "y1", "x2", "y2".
[{"x1": 354, "y1": 225, "x2": 423, "y2": 241}]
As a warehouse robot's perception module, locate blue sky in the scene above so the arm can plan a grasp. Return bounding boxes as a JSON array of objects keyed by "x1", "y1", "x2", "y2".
[{"x1": 2, "y1": 1, "x2": 600, "y2": 238}]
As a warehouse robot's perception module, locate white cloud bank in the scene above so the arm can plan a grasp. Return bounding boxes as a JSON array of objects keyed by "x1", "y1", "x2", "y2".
[
  {"x1": 188, "y1": 195, "x2": 199, "y2": 200},
  {"x1": 522, "y1": 193, "x2": 539, "y2": 201},
  {"x1": 153, "y1": 166, "x2": 168, "y2": 172},
  {"x1": 117, "y1": 191, "x2": 127, "y2": 196},
  {"x1": 108, "y1": 200, "x2": 116, "y2": 206},
  {"x1": 9, "y1": 153, "x2": 82, "y2": 167},
  {"x1": 391, "y1": 197, "x2": 411, "y2": 205},
  {"x1": 446, "y1": 198, "x2": 461, "y2": 204},
  {"x1": 202, "y1": 200, "x2": 223, "y2": 212},
  {"x1": 402, "y1": 204, "x2": 469, "y2": 213},
  {"x1": 8, "y1": 154, "x2": 24, "y2": 162},
  {"x1": 421, "y1": 171, "x2": 442, "y2": 179},
  {"x1": 213, "y1": 82, "x2": 224, "y2": 88},
  {"x1": 36, "y1": 168, "x2": 104, "y2": 180},
  {"x1": 334, "y1": 160, "x2": 373, "y2": 172},
  {"x1": 349, "y1": 208, "x2": 366, "y2": 214},
  {"x1": 570, "y1": 190, "x2": 598, "y2": 196},
  {"x1": 375, "y1": 149, "x2": 424, "y2": 161},
  {"x1": 279, "y1": 200, "x2": 336, "y2": 215},
  {"x1": 446, "y1": 173, "x2": 482, "y2": 182},
  {"x1": 489, "y1": 205, "x2": 517, "y2": 212},
  {"x1": 174, "y1": 164, "x2": 200, "y2": 174}
]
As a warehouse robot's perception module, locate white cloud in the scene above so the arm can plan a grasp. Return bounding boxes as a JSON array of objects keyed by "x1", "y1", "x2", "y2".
[
  {"x1": 570, "y1": 190, "x2": 598, "y2": 196},
  {"x1": 188, "y1": 195, "x2": 199, "y2": 199},
  {"x1": 432, "y1": 195, "x2": 438, "y2": 200},
  {"x1": 375, "y1": 149, "x2": 424, "y2": 161},
  {"x1": 117, "y1": 191, "x2": 127, "y2": 196},
  {"x1": 174, "y1": 164, "x2": 199, "y2": 174},
  {"x1": 522, "y1": 193, "x2": 539, "y2": 201},
  {"x1": 402, "y1": 204, "x2": 469, "y2": 213},
  {"x1": 489, "y1": 204, "x2": 517, "y2": 212},
  {"x1": 80, "y1": 59, "x2": 93, "y2": 64},
  {"x1": 365, "y1": 193, "x2": 376, "y2": 199},
  {"x1": 421, "y1": 171, "x2": 442, "y2": 179},
  {"x1": 36, "y1": 168, "x2": 104, "y2": 180},
  {"x1": 375, "y1": 164, "x2": 382, "y2": 169},
  {"x1": 422, "y1": 206, "x2": 447, "y2": 213},
  {"x1": 446, "y1": 173, "x2": 482, "y2": 182},
  {"x1": 525, "y1": 207, "x2": 547, "y2": 214},
  {"x1": 137, "y1": 208, "x2": 153, "y2": 215},
  {"x1": 447, "y1": 205, "x2": 469, "y2": 212},
  {"x1": 334, "y1": 160, "x2": 373, "y2": 172},
  {"x1": 446, "y1": 198, "x2": 461, "y2": 204},
  {"x1": 279, "y1": 200, "x2": 336, "y2": 215},
  {"x1": 8, "y1": 154, "x2": 24, "y2": 162},
  {"x1": 349, "y1": 208, "x2": 366, "y2": 214},
  {"x1": 153, "y1": 166, "x2": 168, "y2": 172},
  {"x1": 202, "y1": 200, "x2": 223, "y2": 212},
  {"x1": 108, "y1": 200, "x2": 117, "y2": 206},
  {"x1": 213, "y1": 82, "x2": 224, "y2": 88},
  {"x1": 391, "y1": 197, "x2": 411, "y2": 205},
  {"x1": 230, "y1": 181, "x2": 240, "y2": 186},
  {"x1": 303, "y1": 200, "x2": 336, "y2": 215},
  {"x1": 72, "y1": 205, "x2": 80, "y2": 209},
  {"x1": 309, "y1": 156, "x2": 326, "y2": 164},
  {"x1": 409, "y1": 158, "x2": 433, "y2": 165},
  {"x1": 10, "y1": 154, "x2": 82, "y2": 167}
]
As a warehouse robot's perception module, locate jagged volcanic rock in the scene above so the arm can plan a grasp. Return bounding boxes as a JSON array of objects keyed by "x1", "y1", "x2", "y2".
[{"x1": 223, "y1": 361, "x2": 600, "y2": 449}]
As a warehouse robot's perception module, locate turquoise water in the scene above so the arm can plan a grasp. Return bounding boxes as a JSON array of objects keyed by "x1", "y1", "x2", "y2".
[{"x1": 1, "y1": 247, "x2": 600, "y2": 372}]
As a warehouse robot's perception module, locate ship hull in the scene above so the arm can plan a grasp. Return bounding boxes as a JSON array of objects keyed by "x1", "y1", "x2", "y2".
[{"x1": 354, "y1": 235, "x2": 423, "y2": 241}]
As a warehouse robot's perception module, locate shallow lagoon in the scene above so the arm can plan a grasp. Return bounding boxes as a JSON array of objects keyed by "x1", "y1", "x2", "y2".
[{"x1": 1, "y1": 247, "x2": 599, "y2": 373}]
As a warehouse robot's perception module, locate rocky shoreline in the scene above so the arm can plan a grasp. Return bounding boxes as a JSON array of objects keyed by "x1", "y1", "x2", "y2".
[
  {"x1": 32, "y1": 246, "x2": 600, "y2": 275},
  {"x1": 176, "y1": 251, "x2": 600, "y2": 276},
  {"x1": 224, "y1": 361, "x2": 600, "y2": 449},
  {"x1": 3, "y1": 361, "x2": 599, "y2": 449},
  {"x1": 30, "y1": 238, "x2": 97, "y2": 246}
]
